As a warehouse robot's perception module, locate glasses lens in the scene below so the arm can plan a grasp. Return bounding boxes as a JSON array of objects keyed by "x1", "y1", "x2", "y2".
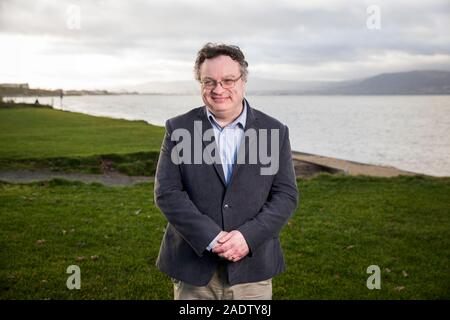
[
  {"x1": 202, "y1": 75, "x2": 241, "y2": 89},
  {"x1": 202, "y1": 80, "x2": 215, "y2": 89},
  {"x1": 221, "y1": 79, "x2": 235, "y2": 89}
]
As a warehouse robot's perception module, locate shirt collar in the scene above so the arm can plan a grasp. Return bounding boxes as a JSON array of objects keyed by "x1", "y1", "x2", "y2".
[{"x1": 206, "y1": 100, "x2": 247, "y2": 130}]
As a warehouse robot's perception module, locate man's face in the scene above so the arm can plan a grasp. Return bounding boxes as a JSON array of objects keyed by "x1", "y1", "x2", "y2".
[{"x1": 199, "y1": 55, "x2": 246, "y2": 117}]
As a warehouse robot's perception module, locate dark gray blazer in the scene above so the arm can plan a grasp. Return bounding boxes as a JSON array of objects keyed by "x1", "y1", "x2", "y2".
[{"x1": 154, "y1": 100, "x2": 299, "y2": 286}]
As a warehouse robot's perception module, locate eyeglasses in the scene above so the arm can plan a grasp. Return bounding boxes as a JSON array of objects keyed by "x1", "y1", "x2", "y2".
[{"x1": 200, "y1": 74, "x2": 243, "y2": 90}]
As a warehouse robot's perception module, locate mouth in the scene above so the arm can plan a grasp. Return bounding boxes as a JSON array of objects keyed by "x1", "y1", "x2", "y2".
[{"x1": 211, "y1": 96, "x2": 230, "y2": 103}]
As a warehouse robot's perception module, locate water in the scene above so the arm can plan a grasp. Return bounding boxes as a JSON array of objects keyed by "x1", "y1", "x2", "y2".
[{"x1": 7, "y1": 95, "x2": 450, "y2": 177}]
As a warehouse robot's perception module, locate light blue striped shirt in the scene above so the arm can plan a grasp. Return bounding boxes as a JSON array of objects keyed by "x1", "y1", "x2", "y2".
[
  {"x1": 206, "y1": 101, "x2": 247, "y2": 185},
  {"x1": 205, "y1": 100, "x2": 247, "y2": 251}
]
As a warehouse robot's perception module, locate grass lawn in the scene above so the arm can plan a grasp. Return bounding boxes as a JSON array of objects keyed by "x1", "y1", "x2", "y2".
[
  {"x1": 0, "y1": 105, "x2": 165, "y2": 175},
  {"x1": 1, "y1": 175, "x2": 449, "y2": 299}
]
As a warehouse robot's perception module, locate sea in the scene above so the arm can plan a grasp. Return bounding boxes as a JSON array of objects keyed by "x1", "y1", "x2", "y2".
[{"x1": 7, "y1": 94, "x2": 450, "y2": 177}]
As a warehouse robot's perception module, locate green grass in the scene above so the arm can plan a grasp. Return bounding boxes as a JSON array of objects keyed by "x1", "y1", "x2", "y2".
[
  {"x1": 0, "y1": 179, "x2": 171, "y2": 299},
  {"x1": 280, "y1": 174, "x2": 450, "y2": 299},
  {"x1": 0, "y1": 105, "x2": 164, "y2": 175},
  {"x1": 1, "y1": 175, "x2": 449, "y2": 299},
  {"x1": 0, "y1": 151, "x2": 160, "y2": 176}
]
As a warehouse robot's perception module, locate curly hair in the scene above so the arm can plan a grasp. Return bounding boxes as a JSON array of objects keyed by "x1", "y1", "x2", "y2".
[{"x1": 194, "y1": 43, "x2": 248, "y2": 81}]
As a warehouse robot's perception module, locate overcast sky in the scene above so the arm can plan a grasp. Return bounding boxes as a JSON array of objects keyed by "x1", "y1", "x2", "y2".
[{"x1": 1, "y1": 0, "x2": 449, "y2": 90}]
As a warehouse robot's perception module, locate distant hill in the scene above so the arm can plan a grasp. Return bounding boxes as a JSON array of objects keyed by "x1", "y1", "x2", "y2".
[
  {"x1": 262, "y1": 70, "x2": 450, "y2": 95},
  {"x1": 3, "y1": 70, "x2": 450, "y2": 97},
  {"x1": 120, "y1": 70, "x2": 450, "y2": 95},
  {"x1": 120, "y1": 78, "x2": 332, "y2": 95},
  {"x1": 321, "y1": 70, "x2": 450, "y2": 95}
]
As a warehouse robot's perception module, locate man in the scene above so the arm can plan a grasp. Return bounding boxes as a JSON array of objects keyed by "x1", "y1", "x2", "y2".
[{"x1": 155, "y1": 43, "x2": 299, "y2": 300}]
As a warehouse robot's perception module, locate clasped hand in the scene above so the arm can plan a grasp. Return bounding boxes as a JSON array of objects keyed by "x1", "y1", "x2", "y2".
[{"x1": 212, "y1": 230, "x2": 249, "y2": 262}]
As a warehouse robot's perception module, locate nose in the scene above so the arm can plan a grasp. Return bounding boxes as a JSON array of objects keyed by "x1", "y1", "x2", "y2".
[{"x1": 211, "y1": 82, "x2": 225, "y2": 95}]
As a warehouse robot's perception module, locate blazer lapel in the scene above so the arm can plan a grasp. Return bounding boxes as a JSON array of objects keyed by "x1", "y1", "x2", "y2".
[
  {"x1": 228, "y1": 99, "x2": 259, "y2": 186},
  {"x1": 195, "y1": 107, "x2": 227, "y2": 186}
]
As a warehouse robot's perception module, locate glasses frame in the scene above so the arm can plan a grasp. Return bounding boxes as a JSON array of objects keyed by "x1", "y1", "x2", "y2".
[{"x1": 200, "y1": 74, "x2": 243, "y2": 90}]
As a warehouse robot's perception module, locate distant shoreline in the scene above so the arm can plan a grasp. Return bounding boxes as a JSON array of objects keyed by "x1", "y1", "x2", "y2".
[
  {"x1": 3, "y1": 70, "x2": 450, "y2": 96},
  {"x1": 4, "y1": 93, "x2": 450, "y2": 98}
]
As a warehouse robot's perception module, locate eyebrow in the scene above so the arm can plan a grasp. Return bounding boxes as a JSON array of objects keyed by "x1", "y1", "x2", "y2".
[{"x1": 202, "y1": 74, "x2": 238, "y2": 80}]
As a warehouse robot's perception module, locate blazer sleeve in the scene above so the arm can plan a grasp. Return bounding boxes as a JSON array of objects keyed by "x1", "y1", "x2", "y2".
[
  {"x1": 237, "y1": 125, "x2": 299, "y2": 254},
  {"x1": 154, "y1": 119, "x2": 223, "y2": 257}
]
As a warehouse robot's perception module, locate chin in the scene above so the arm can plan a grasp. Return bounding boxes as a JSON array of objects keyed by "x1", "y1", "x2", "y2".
[{"x1": 208, "y1": 99, "x2": 232, "y2": 109}]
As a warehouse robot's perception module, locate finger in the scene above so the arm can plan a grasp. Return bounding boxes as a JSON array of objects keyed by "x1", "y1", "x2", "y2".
[
  {"x1": 217, "y1": 232, "x2": 233, "y2": 244},
  {"x1": 212, "y1": 241, "x2": 233, "y2": 253},
  {"x1": 212, "y1": 244, "x2": 223, "y2": 253},
  {"x1": 218, "y1": 252, "x2": 233, "y2": 260},
  {"x1": 223, "y1": 249, "x2": 237, "y2": 261}
]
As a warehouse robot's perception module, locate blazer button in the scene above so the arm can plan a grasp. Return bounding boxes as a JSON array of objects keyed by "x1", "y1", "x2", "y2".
[{"x1": 223, "y1": 204, "x2": 229, "y2": 209}]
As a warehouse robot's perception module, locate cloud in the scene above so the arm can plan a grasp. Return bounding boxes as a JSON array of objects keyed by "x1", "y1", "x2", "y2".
[{"x1": 0, "y1": 0, "x2": 449, "y2": 88}]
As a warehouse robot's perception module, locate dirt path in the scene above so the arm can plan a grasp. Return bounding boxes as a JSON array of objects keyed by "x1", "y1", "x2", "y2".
[
  {"x1": 0, "y1": 169, "x2": 153, "y2": 186},
  {"x1": 0, "y1": 152, "x2": 419, "y2": 186}
]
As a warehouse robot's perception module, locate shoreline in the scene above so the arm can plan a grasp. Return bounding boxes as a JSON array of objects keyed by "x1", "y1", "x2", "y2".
[
  {"x1": 0, "y1": 152, "x2": 421, "y2": 186},
  {"x1": 291, "y1": 150, "x2": 419, "y2": 178},
  {"x1": 0, "y1": 101, "x2": 430, "y2": 179}
]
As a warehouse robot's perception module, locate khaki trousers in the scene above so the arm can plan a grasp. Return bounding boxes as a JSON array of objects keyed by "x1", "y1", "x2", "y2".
[{"x1": 173, "y1": 264, "x2": 272, "y2": 300}]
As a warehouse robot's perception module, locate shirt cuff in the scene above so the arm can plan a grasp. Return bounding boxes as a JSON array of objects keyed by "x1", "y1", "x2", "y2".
[{"x1": 206, "y1": 232, "x2": 222, "y2": 251}]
